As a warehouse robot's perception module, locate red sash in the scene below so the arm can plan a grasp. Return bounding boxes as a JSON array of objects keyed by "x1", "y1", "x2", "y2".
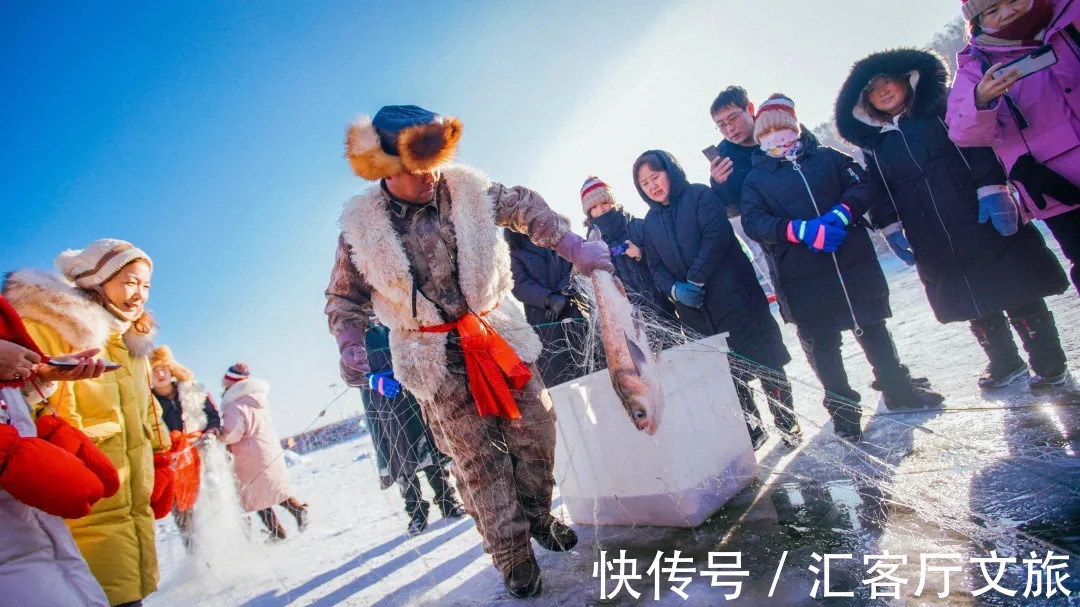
[{"x1": 418, "y1": 307, "x2": 532, "y2": 419}]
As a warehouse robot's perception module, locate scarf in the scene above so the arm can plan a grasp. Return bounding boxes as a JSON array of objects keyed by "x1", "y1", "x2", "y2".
[
  {"x1": 973, "y1": 0, "x2": 1054, "y2": 47},
  {"x1": 418, "y1": 306, "x2": 532, "y2": 419}
]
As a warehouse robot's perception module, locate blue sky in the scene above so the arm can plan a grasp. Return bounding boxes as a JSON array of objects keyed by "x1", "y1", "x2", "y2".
[{"x1": 2, "y1": 1, "x2": 960, "y2": 435}]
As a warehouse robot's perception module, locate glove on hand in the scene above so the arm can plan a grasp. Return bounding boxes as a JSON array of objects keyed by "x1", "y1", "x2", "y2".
[
  {"x1": 882, "y1": 222, "x2": 916, "y2": 266},
  {"x1": 150, "y1": 452, "x2": 175, "y2": 520},
  {"x1": 544, "y1": 293, "x2": 570, "y2": 322},
  {"x1": 556, "y1": 232, "x2": 615, "y2": 276},
  {"x1": 366, "y1": 370, "x2": 401, "y2": 398},
  {"x1": 336, "y1": 328, "x2": 371, "y2": 387},
  {"x1": 0, "y1": 423, "x2": 104, "y2": 518},
  {"x1": 36, "y1": 415, "x2": 119, "y2": 497},
  {"x1": 977, "y1": 186, "x2": 1019, "y2": 236},
  {"x1": 671, "y1": 281, "x2": 705, "y2": 308},
  {"x1": 821, "y1": 203, "x2": 853, "y2": 229},
  {"x1": 788, "y1": 218, "x2": 846, "y2": 253}
]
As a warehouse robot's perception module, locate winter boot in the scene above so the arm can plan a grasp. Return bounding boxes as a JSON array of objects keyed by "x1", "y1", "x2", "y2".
[
  {"x1": 779, "y1": 422, "x2": 803, "y2": 447},
  {"x1": 257, "y1": 508, "x2": 287, "y2": 542},
  {"x1": 971, "y1": 315, "x2": 1028, "y2": 389},
  {"x1": 825, "y1": 389, "x2": 863, "y2": 443},
  {"x1": 503, "y1": 554, "x2": 543, "y2": 598},
  {"x1": 282, "y1": 498, "x2": 309, "y2": 532},
  {"x1": 876, "y1": 381, "x2": 945, "y2": 410},
  {"x1": 406, "y1": 503, "x2": 430, "y2": 537},
  {"x1": 1010, "y1": 306, "x2": 1069, "y2": 393},
  {"x1": 437, "y1": 499, "x2": 467, "y2": 519},
  {"x1": 530, "y1": 516, "x2": 578, "y2": 552}
]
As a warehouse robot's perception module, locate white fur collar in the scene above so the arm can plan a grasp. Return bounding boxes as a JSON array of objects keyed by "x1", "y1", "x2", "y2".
[
  {"x1": 221, "y1": 378, "x2": 270, "y2": 407},
  {"x1": 3, "y1": 269, "x2": 156, "y2": 357}
]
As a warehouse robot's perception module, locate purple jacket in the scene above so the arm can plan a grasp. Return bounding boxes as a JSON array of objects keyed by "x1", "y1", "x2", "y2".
[{"x1": 946, "y1": 0, "x2": 1080, "y2": 220}]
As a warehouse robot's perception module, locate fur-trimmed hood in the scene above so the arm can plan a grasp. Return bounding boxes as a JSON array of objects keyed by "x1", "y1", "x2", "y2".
[
  {"x1": 834, "y1": 49, "x2": 951, "y2": 150},
  {"x1": 2, "y1": 269, "x2": 155, "y2": 357},
  {"x1": 221, "y1": 378, "x2": 270, "y2": 408}
]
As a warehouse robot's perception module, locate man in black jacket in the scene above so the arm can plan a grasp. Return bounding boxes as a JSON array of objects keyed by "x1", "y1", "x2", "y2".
[{"x1": 708, "y1": 86, "x2": 775, "y2": 296}]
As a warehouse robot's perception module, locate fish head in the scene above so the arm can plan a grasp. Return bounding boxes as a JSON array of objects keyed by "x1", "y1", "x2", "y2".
[{"x1": 614, "y1": 372, "x2": 663, "y2": 436}]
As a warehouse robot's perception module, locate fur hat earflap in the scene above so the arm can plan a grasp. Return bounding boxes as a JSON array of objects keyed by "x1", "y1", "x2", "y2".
[
  {"x1": 397, "y1": 116, "x2": 463, "y2": 173},
  {"x1": 346, "y1": 116, "x2": 404, "y2": 181},
  {"x1": 150, "y1": 345, "x2": 194, "y2": 382}
]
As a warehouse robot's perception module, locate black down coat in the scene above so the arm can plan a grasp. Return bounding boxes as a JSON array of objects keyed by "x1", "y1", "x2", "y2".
[
  {"x1": 586, "y1": 207, "x2": 676, "y2": 321},
  {"x1": 504, "y1": 230, "x2": 590, "y2": 387},
  {"x1": 834, "y1": 48, "x2": 1068, "y2": 323},
  {"x1": 741, "y1": 135, "x2": 891, "y2": 332},
  {"x1": 637, "y1": 150, "x2": 790, "y2": 368},
  {"x1": 362, "y1": 324, "x2": 449, "y2": 490}
]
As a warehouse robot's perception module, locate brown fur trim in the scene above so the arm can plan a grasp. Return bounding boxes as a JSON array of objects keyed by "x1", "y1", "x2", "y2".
[
  {"x1": 397, "y1": 117, "x2": 463, "y2": 174},
  {"x1": 345, "y1": 118, "x2": 404, "y2": 180}
]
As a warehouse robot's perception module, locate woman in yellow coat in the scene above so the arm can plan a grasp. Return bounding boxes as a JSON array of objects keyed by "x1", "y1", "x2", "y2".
[{"x1": 3, "y1": 238, "x2": 171, "y2": 607}]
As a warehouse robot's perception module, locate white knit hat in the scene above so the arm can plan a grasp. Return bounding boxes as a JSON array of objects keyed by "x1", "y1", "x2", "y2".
[
  {"x1": 580, "y1": 176, "x2": 617, "y2": 216},
  {"x1": 55, "y1": 239, "x2": 153, "y2": 289},
  {"x1": 753, "y1": 94, "x2": 801, "y2": 143}
]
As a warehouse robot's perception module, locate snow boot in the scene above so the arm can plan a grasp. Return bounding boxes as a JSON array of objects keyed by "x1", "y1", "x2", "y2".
[
  {"x1": 530, "y1": 516, "x2": 578, "y2": 552},
  {"x1": 971, "y1": 315, "x2": 1028, "y2": 389},
  {"x1": 878, "y1": 382, "x2": 945, "y2": 410},
  {"x1": 283, "y1": 498, "x2": 309, "y2": 532},
  {"x1": 748, "y1": 425, "x2": 769, "y2": 451},
  {"x1": 503, "y1": 554, "x2": 542, "y2": 598},
  {"x1": 1010, "y1": 306, "x2": 1069, "y2": 393},
  {"x1": 825, "y1": 389, "x2": 863, "y2": 443},
  {"x1": 406, "y1": 503, "x2": 430, "y2": 537},
  {"x1": 437, "y1": 499, "x2": 467, "y2": 519},
  {"x1": 779, "y1": 422, "x2": 803, "y2": 447},
  {"x1": 257, "y1": 508, "x2": 287, "y2": 542}
]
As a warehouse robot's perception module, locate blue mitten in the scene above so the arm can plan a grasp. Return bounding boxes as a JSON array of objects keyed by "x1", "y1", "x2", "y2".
[
  {"x1": 787, "y1": 218, "x2": 846, "y2": 253},
  {"x1": 821, "y1": 203, "x2": 853, "y2": 229},
  {"x1": 882, "y1": 223, "x2": 916, "y2": 266},
  {"x1": 671, "y1": 282, "x2": 705, "y2": 308},
  {"x1": 366, "y1": 370, "x2": 401, "y2": 398},
  {"x1": 977, "y1": 186, "x2": 1019, "y2": 236}
]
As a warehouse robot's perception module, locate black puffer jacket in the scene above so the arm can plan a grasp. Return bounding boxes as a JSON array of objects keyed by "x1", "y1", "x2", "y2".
[
  {"x1": 834, "y1": 48, "x2": 1068, "y2": 323},
  {"x1": 504, "y1": 230, "x2": 589, "y2": 386},
  {"x1": 741, "y1": 135, "x2": 891, "y2": 331},
  {"x1": 710, "y1": 125, "x2": 818, "y2": 218},
  {"x1": 587, "y1": 207, "x2": 675, "y2": 320},
  {"x1": 638, "y1": 150, "x2": 790, "y2": 368}
]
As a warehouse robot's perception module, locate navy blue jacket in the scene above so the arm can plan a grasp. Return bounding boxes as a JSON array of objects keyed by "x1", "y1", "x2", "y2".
[
  {"x1": 587, "y1": 207, "x2": 675, "y2": 321},
  {"x1": 834, "y1": 49, "x2": 1068, "y2": 324},
  {"x1": 638, "y1": 150, "x2": 790, "y2": 368},
  {"x1": 741, "y1": 136, "x2": 891, "y2": 331}
]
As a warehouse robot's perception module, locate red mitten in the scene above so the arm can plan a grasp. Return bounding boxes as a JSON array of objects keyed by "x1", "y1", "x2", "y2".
[
  {"x1": 150, "y1": 453, "x2": 174, "y2": 520},
  {"x1": 0, "y1": 424, "x2": 105, "y2": 518},
  {"x1": 36, "y1": 415, "x2": 120, "y2": 498}
]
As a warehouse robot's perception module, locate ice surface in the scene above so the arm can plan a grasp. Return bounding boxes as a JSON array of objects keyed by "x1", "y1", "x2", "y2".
[{"x1": 148, "y1": 257, "x2": 1080, "y2": 606}]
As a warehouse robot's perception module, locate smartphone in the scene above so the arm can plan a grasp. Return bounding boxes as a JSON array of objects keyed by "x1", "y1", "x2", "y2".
[
  {"x1": 48, "y1": 358, "x2": 122, "y2": 370},
  {"x1": 702, "y1": 145, "x2": 721, "y2": 163},
  {"x1": 993, "y1": 45, "x2": 1057, "y2": 81}
]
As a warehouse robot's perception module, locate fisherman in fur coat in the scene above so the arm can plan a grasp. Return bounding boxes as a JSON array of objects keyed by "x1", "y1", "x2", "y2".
[
  {"x1": 3, "y1": 239, "x2": 172, "y2": 607},
  {"x1": 325, "y1": 105, "x2": 613, "y2": 598}
]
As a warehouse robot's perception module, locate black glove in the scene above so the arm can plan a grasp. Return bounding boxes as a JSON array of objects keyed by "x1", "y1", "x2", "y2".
[
  {"x1": 1009, "y1": 153, "x2": 1080, "y2": 209},
  {"x1": 545, "y1": 293, "x2": 570, "y2": 322}
]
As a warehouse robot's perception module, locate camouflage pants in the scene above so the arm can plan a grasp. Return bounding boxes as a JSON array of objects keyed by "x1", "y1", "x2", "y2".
[{"x1": 419, "y1": 363, "x2": 557, "y2": 571}]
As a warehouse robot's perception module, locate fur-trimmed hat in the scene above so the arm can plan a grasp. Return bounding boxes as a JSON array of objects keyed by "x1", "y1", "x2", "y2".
[
  {"x1": 150, "y1": 345, "x2": 194, "y2": 382},
  {"x1": 580, "y1": 176, "x2": 617, "y2": 216},
  {"x1": 753, "y1": 94, "x2": 801, "y2": 143},
  {"x1": 224, "y1": 362, "x2": 250, "y2": 384},
  {"x1": 345, "y1": 105, "x2": 463, "y2": 181},
  {"x1": 55, "y1": 239, "x2": 152, "y2": 289}
]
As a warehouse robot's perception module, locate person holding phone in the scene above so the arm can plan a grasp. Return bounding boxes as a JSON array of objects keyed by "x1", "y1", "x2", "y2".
[
  {"x1": 3, "y1": 239, "x2": 172, "y2": 607},
  {"x1": 947, "y1": 0, "x2": 1080, "y2": 294},
  {"x1": 837, "y1": 48, "x2": 1071, "y2": 391}
]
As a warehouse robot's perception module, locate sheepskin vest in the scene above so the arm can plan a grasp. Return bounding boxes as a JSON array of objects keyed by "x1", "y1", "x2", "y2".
[
  {"x1": 176, "y1": 381, "x2": 209, "y2": 432},
  {"x1": 338, "y1": 165, "x2": 542, "y2": 402}
]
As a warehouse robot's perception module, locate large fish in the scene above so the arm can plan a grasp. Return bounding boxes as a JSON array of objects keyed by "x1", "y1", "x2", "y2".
[{"x1": 588, "y1": 229, "x2": 666, "y2": 435}]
